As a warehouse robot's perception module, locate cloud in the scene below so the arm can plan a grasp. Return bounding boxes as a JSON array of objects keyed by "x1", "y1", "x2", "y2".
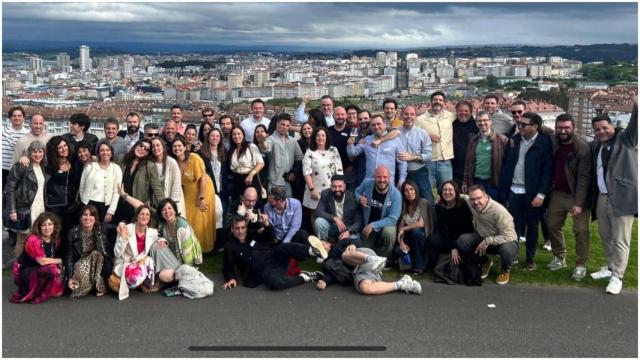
[{"x1": 2, "y1": 2, "x2": 637, "y2": 48}]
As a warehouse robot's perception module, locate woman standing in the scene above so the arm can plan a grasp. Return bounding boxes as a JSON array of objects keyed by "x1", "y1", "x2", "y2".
[
  {"x1": 252, "y1": 124, "x2": 270, "y2": 195},
  {"x1": 10, "y1": 212, "x2": 64, "y2": 304},
  {"x1": 110, "y1": 205, "x2": 159, "y2": 300},
  {"x1": 200, "y1": 128, "x2": 227, "y2": 195},
  {"x1": 150, "y1": 137, "x2": 186, "y2": 217},
  {"x1": 170, "y1": 138, "x2": 216, "y2": 253},
  {"x1": 395, "y1": 180, "x2": 434, "y2": 274},
  {"x1": 302, "y1": 127, "x2": 343, "y2": 210},
  {"x1": 297, "y1": 122, "x2": 314, "y2": 155},
  {"x1": 114, "y1": 139, "x2": 165, "y2": 224},
  {"x1": 229, "y1": 126, "x2": 264, "y2": 199},
  {"x1": 4, "y1": 141, "x2": 48, "y2": 258},
  {"x1": 65, "y1": 205, "x2": 108, "y2": 298},
  {"x1": 44, "y1": 136, "x2": 79, "y2": 238},
  {"x1": 198, "y1": 122, "x2": 213, "y2": 145},
  {"x1": 78, "y1": 143, "x2": 122, "y2": 223},
  {"x1": 184, "y1": 124, "x2": 201, "y2": 153}
]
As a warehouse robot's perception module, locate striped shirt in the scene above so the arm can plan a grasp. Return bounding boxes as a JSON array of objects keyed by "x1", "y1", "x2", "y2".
[{"x1": 2, "y1": 125, "x2": 30, "y2": 171}]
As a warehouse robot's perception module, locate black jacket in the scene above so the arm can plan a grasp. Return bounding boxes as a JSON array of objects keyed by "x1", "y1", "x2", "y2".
[
  {"x1": 4, "y1": 163, "x2": 49, "y2": 215},
  {"x1": 64, "y1": 225, "x2": 109, "y2": 279},
  {"x1": 314, "y1": 189, "x2": 363, "y2": 234}
]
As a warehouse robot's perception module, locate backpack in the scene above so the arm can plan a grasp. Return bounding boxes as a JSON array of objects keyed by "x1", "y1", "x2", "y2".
[{"x1": 172, "y1": 264, "x2": 214, "y2": 299}]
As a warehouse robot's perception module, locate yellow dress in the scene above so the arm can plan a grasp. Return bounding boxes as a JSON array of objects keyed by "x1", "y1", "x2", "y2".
[{"x1": 180, "y1": 155, "x2": 216, "y2": 253}]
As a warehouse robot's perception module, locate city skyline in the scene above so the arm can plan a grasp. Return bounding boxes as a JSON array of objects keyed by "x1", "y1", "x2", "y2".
[{"x1": 3, "y1": 2, "x2": 638, "y2": 51}]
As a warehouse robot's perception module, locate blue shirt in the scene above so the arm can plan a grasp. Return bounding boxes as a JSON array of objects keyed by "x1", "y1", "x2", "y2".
[
  {"x1": 347, "y1": 133, "x2": 407, "y2": 185},
  {"x1": 399, "y1": 125, "x2": 432, "y2": 172},
  {"x1": 264, "y1": 198, "x2": 302, "y2": 243}
]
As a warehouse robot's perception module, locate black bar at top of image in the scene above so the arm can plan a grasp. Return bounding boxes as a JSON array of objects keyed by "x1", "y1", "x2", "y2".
[{"x1": 189, "y1": 346, "x2": 386, "y2": 351}]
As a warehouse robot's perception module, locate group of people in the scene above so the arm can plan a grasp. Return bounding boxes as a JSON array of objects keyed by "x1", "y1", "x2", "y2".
[{"x1": 2, "y1": 90, "x2": 636, "y2": 303}]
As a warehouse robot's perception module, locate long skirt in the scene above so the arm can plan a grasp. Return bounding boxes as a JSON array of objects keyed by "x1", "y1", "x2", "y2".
[
  {"x1": 10, "y1": 263, "x2": 64, "y2": 304},
  {"x1": 70, "y1": 251, "x2": 106, "y2": 298},
  {"x1": 149, "y1": 244, "x2": 181, "y2": 274}
]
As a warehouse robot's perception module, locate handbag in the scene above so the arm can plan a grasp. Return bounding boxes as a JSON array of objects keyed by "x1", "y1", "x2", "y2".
[
  {"x1": 45, "y1": 170, "x2": 70, "y2": 209},
  {"x1": 2, "y1": 210, "x2": 31, "y2": 231}
]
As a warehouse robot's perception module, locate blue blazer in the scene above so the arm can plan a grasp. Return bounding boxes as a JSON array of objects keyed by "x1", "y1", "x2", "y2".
[
  {"x1": 498, "y1": 132, "x2": 553, "y2": 204},
  {"x1": 355, "y1": 179, "x2": 402, "y2": 232}
]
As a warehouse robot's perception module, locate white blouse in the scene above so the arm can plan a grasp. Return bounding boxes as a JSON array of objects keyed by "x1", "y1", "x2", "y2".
[{"x1": 230, "y1": 143, "x2": 263, "y2": 174}]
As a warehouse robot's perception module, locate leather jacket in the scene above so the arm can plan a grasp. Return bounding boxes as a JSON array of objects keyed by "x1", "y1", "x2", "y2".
[
  {"x1": 64, "y1": 225, "x2": 109, "y2": 279},
  {"x1": 4, "y1": 163, "x2": 48, "y2": 215}
]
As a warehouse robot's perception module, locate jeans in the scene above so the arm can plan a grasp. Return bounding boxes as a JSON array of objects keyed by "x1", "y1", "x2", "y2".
[
  {"x1": 456, "y1": 232, "x2": 518, "y2": 271},
  {"x1": 314, "y1": 217, "x2": 361, "y2": 243},
  {"x1": 392, "y1": 228, "x2": 428, "y2": 272},
  {"x1": 427, "y1": 160, "x2": 453, "y2": 195},
  {"x1": 407, "y1": 166, "x2": 434, "y2": 203},
  {"x1": 507, "y1": 192, "x2": 543, "y2": 263}
]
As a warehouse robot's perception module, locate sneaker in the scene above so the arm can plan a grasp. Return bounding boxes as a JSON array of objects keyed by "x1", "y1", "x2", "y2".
[
  {"x1": 496, "y1": 270, "x2": 510, "y2": 285},
  {"x1": 546, "y1": 256, "x2": 567, "y2": 271},
  {"x1": 590, "y1": 266, "x2": 612, "y2": 280},
  {"x1": 542, "y1": 241, "x2": 552, "y2": 251},
  {"x1": 606, "y1": 276, "x2": 622, "y2": 295},
  {"x1": 512, "y1": 259, "x2": 519, "y2": 265},
  {"x1": 519, "y1": 236, "x2": 526, "y2": 243},
  {"x1": 572, "y1": 265, "x2": 587, "y2": 281},
  {"x1": 368, "y1": 256, "x2": 387, "y2": 274},
  {"x1": 481, "y1": 260, "x2": 493, "y2": 279},
  {"x1": 396, "y1": 275, "x2": 422, "y2": 295},
  {"x1": 300, "y1": 271, "x2": 325, "y2": 283},
  {"x1": 307, "y1": 236, "x2": 328, "y2": 260},
  {"x1": 526, "y1": 261, "x2": 537, "y2": 271}
]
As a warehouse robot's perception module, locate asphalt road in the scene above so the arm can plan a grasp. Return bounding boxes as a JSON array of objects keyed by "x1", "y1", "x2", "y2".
[{"x1": 2, "y1": 272, "x2": 637, "y2": 358}]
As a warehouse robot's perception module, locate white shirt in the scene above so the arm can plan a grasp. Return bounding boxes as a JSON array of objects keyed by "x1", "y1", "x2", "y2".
[
  {"x1": 597, "y1": 146, "x2": 608, "y2": 194},
  {"x1": 240, "y1": 116, "x2": 270, "y2": 142}
]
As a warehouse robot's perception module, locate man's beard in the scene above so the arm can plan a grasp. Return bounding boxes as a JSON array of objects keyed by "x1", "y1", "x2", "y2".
[
  {"x1": 360, "y1": 123, "x2": 369, "y2": 130},
  {"x1": 127, "y1": 125, "x2": 139, "y2": 134},
  {"x1": 375, "y1": 182, "x2": 389, "y2": 192},
  {"x1": 332, "y1": 191, "x2": 344, "y2": 201}
]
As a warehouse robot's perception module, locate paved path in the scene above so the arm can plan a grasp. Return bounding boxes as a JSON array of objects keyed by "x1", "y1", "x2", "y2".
[{"x1": 2, "y1": 273, "x2": 637, "y2": 357}]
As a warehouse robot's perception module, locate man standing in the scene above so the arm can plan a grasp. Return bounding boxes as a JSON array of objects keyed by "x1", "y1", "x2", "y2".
[
  {"x1": 160, "y1": 119, "x2": 184, "y2": 148},
  {"x1": 483, "y1": 94, "x2": 513, "y2": 136},
  {"x1": 219, "y1": 115, "x2": 233, "y2": 151},
  {"x1": 143, "y1": 123, "x2": 161, "y2": 139},
  {"x1": 504, "y1": 100, "x2": 527, "y2": 138},
  {"x1": 329, "y1": 107, "x2": 357, "y2": 191},
  {"x1": 355, "y1": 165, "x2": 402, "y2": 257},
  {"x1": 589, "y1": 101, "x2": 637, "y2": 295},
  {"x1": 296, "y1": 95, "x2": 335, "y2": 127},
  {"x1": 545, "y1": 114, "x2": 592, "y2": 281},
  {"x1": 240, "y1": 99, "x2": 270, "y2": 142},
  {"x1": 260, "y1": 114, "x2": 303, "y2": 197},
  {"x1": 170, "y1": 105, "x2": 187, "y2": 135},
  {"x1": 451, "y1": 100, "x2": 478, "y2": 187},
  {"x1": 462, "y1": 111, "x2": 508, "y2": 199},
  {"x1": 499, "y1": 112, "x2": 552, "y2": 271},
  {"x1": 117, "y1": 111, "x2": 144, "y2": 151},
  {"x1": 457, "y1": 185, "x2": 519, "y2": 285},
  {"x1": 12, "y1": 113, "x2": 51, "y2": 166},
  {"x1": 3, "y1": 106, "x2": 30, "y2": 186},
  {"x1": 201, "y1": 107, "x2": 216, "y2": 127},
  {"x1": 382, "y1": 98, "x2": 404, "y2": 129},
  {"x1": 98, "y1": 118, "x2": 128, "y2": 159},
  {"x1": 397, "y1": 106, "x2": 433, "y2": 202},
  {"x1": 415, "y1": 91, "x2": 455, "y2": 192},
  {"x1": 62, "y1": 113, "x2": 99, "y2": 155},
  {"x1": 347, "y1": 115, "x2": 407, "y2": 188},
  {"x1": 314, "y1": 175, "x2": 363, "y2": 243}
]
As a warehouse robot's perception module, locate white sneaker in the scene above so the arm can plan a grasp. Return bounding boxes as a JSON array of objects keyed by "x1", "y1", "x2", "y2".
[
  {"x1": 606, "y1": 276, "x2": 622, "y2": 295},
  {"x1": 307, "y1": 235, "x2": 328, "y2": 260},
  {"x1": 542, "y1": 241, "x2": 552, "y2": 251},
  {"x1": 590, "y1": 266, "x2": 612, "y2": 280},
  {"x1": 396, "y1": 274, "x2": 422, "y2": 295},
  {"x1": 519, "y1": 236, "x2": 526, "y2": 243}
]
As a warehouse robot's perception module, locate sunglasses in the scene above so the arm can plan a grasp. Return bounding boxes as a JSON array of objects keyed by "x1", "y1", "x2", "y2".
[
  {"x1": 203, "y1": 114, "x2": 214, "y2": 117},
  {"x1": 146, "y1": 133, "x2": 160, "y2": 137},
  {"x1": 516, "y1": 121, "x2": 533, "y2": 128},
  {"x1": 511, "y1": 110, "x2": 524, "y2": 115}
]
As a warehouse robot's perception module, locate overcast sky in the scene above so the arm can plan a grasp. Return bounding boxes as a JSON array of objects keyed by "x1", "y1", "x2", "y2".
[{"x1": 3, "y1": 2, "x2": 638, "y2": 49}]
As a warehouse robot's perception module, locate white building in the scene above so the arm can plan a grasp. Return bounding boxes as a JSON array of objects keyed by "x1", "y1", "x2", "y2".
[{"x1": 79, "y1": 45, "x2": 91, "y2": 71}]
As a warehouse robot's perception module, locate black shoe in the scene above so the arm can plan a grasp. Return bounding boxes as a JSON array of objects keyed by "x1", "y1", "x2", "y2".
[{"x1": 300, "y1": 271, "x2": 325, "y2": 283}]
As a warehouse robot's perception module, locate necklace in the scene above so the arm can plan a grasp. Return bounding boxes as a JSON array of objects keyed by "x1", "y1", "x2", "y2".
[{"x1": 41, "y1": 238, "x2": 55, "y2": 258}]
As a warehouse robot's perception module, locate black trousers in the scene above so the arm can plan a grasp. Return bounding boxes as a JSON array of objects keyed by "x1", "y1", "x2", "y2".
[{"x1": 260, "y1": 242, "x2": 310, "y2": 290}]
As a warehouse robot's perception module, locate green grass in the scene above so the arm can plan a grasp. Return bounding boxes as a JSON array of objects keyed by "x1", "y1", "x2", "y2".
[{"x1": 199, "y1": 219, "x2": 638, "y2": 290}]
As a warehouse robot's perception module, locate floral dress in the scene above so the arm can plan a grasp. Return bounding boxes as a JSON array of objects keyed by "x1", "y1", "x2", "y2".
[{"x1": 302, "y1": 146, "x2": 343, "y2": 209}]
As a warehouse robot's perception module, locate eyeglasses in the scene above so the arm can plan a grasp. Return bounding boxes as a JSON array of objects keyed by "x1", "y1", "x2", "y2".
[
  {"x1": 138, "y1": 145, "x2": 151, "y2": 151},
  {"x1": 146, "y1": 133, "x2": 160, "y2": 137},
  {"x1": 203, "y1": 114, "x2": 214, "y2": 118},
  {"x1": 516, "y1": 121, "x2": 533, "y2": 128},
  {"x1": 511, "y1": 110, "x2": 524, "y2": 115}
]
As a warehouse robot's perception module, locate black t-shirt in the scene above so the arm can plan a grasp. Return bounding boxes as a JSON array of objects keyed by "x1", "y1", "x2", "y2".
[
  {"x1": 451, "y1": 118, "x2": 479, "y2": 178},
  {"x1": 328, "y1": 125, "x2": 353, "y2": 167},
  {"x1": 368, "y1": 188, "x2": 387, "y2": 224}
]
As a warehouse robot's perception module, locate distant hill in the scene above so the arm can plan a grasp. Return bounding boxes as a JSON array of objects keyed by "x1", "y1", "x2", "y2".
[{"x1": 3, "y1": 41, "x2": 637, "y2": 63}]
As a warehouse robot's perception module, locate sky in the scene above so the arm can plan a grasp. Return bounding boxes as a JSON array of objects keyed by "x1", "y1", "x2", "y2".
[{"x1": 2, "y1": 2, "x2": 638, "y2": 50}]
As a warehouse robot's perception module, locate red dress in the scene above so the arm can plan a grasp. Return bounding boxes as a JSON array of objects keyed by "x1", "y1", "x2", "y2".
[{"x1": 10, "y1": 234, "x2": 64, "y2": 304}]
